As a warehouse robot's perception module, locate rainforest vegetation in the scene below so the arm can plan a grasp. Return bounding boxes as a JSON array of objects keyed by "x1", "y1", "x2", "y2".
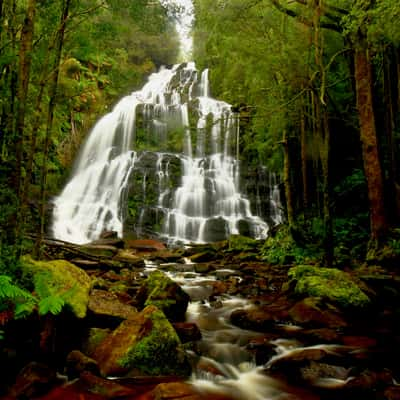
[
  {"x1": 0, "y1": 0, "x2": 178, "y2": 269},
  {"x1": 193, "y1": 0, "x2": 400, "y2": 264},
  {"x1": 1, "y1": 1, "x2": 400, "y2": 398}
]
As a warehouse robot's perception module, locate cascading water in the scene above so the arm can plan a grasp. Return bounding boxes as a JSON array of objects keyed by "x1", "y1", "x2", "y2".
[{"x1": 52, "y1": 62, "x2": 277, "y2": 244}]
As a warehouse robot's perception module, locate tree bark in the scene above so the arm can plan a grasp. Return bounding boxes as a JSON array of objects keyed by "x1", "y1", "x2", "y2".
[
  {"x1": 354, "y1": 44, "x2": 387, "y2": 243},
  {"x1": 283, "y1": 129, "x2": 295, "y2": 229},
  {"x1": 300, "y1": 96, "x2": 308, "y2": 210},
  {"x1": 37, "y1": 0, "x2": 71, "y2": 256}
]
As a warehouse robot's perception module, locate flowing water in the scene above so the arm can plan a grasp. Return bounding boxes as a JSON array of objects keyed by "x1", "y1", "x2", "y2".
[
  {"x1": 143, "y1": 260, "x2": 342, "y2": 400},
  {"x1": 52, "y1": 62, "x2": 280, "y2": 244}
]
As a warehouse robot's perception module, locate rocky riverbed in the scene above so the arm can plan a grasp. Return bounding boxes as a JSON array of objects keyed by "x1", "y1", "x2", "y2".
[{"x1": 1, "y1": 234, "x2": 400, "y2": 400}]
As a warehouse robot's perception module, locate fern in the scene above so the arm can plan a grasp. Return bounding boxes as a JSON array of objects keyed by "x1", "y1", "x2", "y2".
[
  {"x1": 0, "y1": 275, "x2": 36, "y2": 302},
  {"x1": 38, "y1": 295, "x2": 65, "y2": 316}
]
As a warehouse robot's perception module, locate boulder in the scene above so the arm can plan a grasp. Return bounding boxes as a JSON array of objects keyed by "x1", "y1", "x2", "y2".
[
  {"x1": 113, "y1": 250, "x2": 146, "y2": 268},
  {"x1": 135, "y1": 270, "x2": 190, "y2": 322},
  {"x1": 172, "y1": 322, "x2": 202, "y2": 343},
  {"x1": 287, "y1": 265, "x2": 370, "y2": 309},
  {"x1": 92, "y1": 305, "x2": 191, "y2": 377},
  {"x1": 125, "y1": 239, "x2": 166, "y2": 252},
  {"x1": 288, "y1": 297, "x2": 347, "y2": 329},
  {"x1": 65, "y1": 350, "x2": 100, "y2": 379},
  {"x1": 87, "y1": 289, "x2": 137, "y2": 325},
  {"x1": 8, "y1": 362, "x2": 59, "y2": 399},
  {"x1": 230, "y1": 307, "x2": 276, "y2": 332},
  {"x1": 21, "y1": 256, "x2": 91, "y2": 318}
]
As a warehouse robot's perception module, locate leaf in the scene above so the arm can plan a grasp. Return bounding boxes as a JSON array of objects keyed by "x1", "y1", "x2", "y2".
[{"x1": 38, "y1": 295, "x2": 65, "y2": 316}]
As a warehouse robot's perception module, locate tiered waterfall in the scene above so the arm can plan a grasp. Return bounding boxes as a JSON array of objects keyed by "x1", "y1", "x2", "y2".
[{"x1": 52, "y1": 63, "x2": 282, "y2": 244}]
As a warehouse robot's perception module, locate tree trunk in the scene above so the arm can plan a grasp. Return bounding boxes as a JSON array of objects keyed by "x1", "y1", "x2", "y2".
[
  {"x1": 14, "y1": 0, "x2": 36, "y2": 198},
  {"x1": 283, "y1": 129, "x2": 295, "y2": 229},
  {"x1": 37, "y1": 0, "x2": 71, "y2": 256},
  {"x1": 354, "y1": 44, "x2": 387, "y2": 243},
  {"x1": 300, "y1": 95, "x2": 308, "y2": 210}
]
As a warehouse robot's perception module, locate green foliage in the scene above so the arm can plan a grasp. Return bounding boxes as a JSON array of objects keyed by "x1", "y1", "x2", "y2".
[
  {"x1": 0, "y1": 274, "x2": 37, "y2": 320},
  {"x1": 262, "y1": 224, "x2": 323, "y2": 265},
  {"x1": 38, "y1": 295, "x2": 65, "y2": 316}
]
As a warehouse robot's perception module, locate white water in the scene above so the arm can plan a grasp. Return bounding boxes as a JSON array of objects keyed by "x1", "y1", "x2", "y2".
[{"x1": 52, "y1": 62, "x2": 275, "y2": 244}]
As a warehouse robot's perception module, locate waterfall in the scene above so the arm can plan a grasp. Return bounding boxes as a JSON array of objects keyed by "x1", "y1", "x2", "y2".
[{"x1": 52, "y1": 63, "x2": 281, "y2": 244}]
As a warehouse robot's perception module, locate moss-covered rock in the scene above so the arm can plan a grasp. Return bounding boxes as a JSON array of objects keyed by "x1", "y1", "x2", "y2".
[
  {"x1": 227, "y1": 234, "x2": 260, "y2": 253},
  {"x1": 287, "y1": 265, "x2": 370, "y2": 308},
  {"x1": 21, "y1": 256, "x2": 92, "y2": 318},
  {"x1": 92, "y1": 305, "x2": 191, "y2": 377},
  {"x1": 135, "y1": 271, "x2": 190, "y2": 322}
]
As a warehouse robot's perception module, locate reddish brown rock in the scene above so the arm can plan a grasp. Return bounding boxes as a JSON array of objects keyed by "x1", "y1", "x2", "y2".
[
  {"x1": 173, "y1": 322, "x2": 202, "y2": 343},
  {"x1": 288, "y1": 297, "x2": 347, "y2": 328},
  {"x1": 230, "y1": 308, "x2": 277, "y2": 332},
  {"x1": 65, "y1": 350, "x2": 100, "y2": 379},
  {"x1": 87, "y1": 289, "x2": 137, "y2": 325},
  {"x1": 125, "y1": 239, "x2": 166, "y2": 252},
  {"x1": 8, "y1": 362, "x2": 58, "y2": 399}
]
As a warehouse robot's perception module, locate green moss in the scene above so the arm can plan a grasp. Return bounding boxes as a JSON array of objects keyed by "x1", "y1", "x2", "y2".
[
  {"x1": 288, "y1": 265, "x2": 370, "y2": 308},
  {"x1": 21, "y1": 256, "x2": 91, "y2": 318},
  {"x1": 227, "y1": 235, "x2": 260, "y2": 252},
  {"x1": 120, "y1": 306, "x2": 190, "y2": 376},
  {"x1": 140, "y1": 271, "x2": 189, "y2": 321}
]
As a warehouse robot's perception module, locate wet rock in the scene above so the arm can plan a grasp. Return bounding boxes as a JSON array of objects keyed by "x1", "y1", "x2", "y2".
[
  {"x1": 194, "y1": 263, "x2": 214, "y2": 274},
  {"x1": 113, "y1": 250, "x2": 146, "y2": 267},
  {"x1": 300, "y1": 328, "x2": 340, "y2": 343},
  {"x1": 342, "y1": 335, "x2": 377, "y2": 348},
  {"x1": 92, "y1": 305, "x2": 191, "y2": 377},
  {"x1": 152, "y1": 381, "x2": 198, "y2": 399},
  {"x1": 65, "y1": 350, "x2": 100, "y2": 379},
  {"x1": 125, "y1": 239, "x2": 166, "y2": 252},
  {"x1": 79, "y1": 244, "x2": 119, "y2": 258},
  {"x1": 230, "y1": 307, "x2": 276, "y2": 332},
  {"x1": 268, "y1": 348, "x2": 329, "y2": 376},
  {"x1": 172, "y1": 322, "x2": 202, "y2": 343},
  {"x1": 385, "y1": 386, "x2": 400, "y2": 400},
  {"x1": 135, "y1": 270, "x2": 190, "y2": 322},
  {"x1": 90, "y1": 237, "x2": 125, "y2": 249},
  {"x1": 73, "y1": 371, "x2": 138, "y2": 398},
  {"x1": 289, "y1": 297, "x2": 347, "y2": 329},
  {"x1": 246, "y1": 336, "x2": 279, "y2": 365},
  {"x1": 344, "y1": 369, "x2": 393, "y2": 391},
  {"x1": 190, "y1": 250, "x2": 217, "y2": 263},
  {"x1": 21, "y1": 256, "x2": 91, "y2": 318},
  {"x1": 8, "y1": 362, "x2": 59, "y2": 399},
  {"x1": 299, "y1": 361, "x2": 352, "y2": 387}
]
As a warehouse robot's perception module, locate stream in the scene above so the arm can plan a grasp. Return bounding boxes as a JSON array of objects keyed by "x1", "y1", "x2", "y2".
[{"x1": 143, "y1": 259, "x2": 347, "y2": 400}]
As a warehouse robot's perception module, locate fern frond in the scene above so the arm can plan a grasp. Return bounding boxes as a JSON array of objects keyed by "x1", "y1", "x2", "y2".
[
  {"x1": 38, "y1": 295, "x2": 65, "y2": 316},
  {"x1": 0, "y1": 275, "x2": 36, "y2": 301},
  {"x1": 14, "y1": 299, "x2": 37, "y2": 319}
]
